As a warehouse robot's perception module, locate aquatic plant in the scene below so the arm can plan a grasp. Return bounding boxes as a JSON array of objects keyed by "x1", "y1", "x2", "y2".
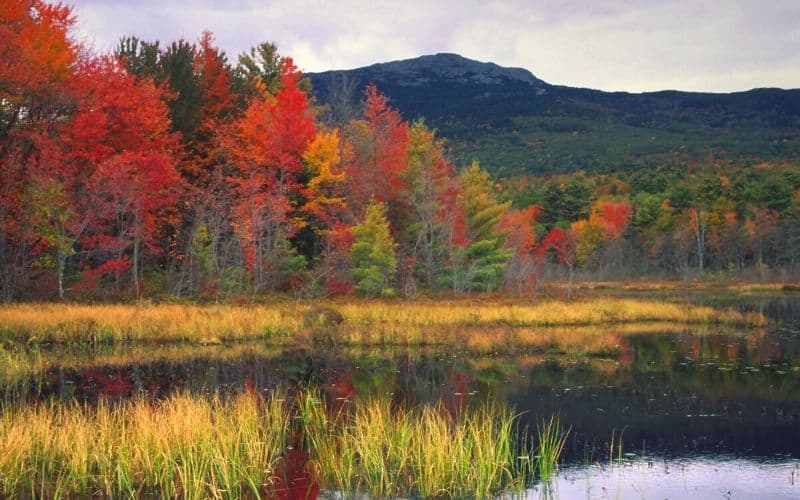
[
  {"x1": 0, "y1": 389, "x2": 549, "y2": 498},
  {"x1": 536, "y1": 415, "x2": 570, "y2": 481},
  {"x1": 0, "y1": 392, "x2": 289, "y2": 498}
]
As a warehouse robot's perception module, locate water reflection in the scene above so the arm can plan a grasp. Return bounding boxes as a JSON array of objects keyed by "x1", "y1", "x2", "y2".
[
  {"x1": 527, "y1": 457, "x2": 800, "y2": 500},
  {"x1": 5, "y1": 329, "x2": 799, "y2": 462}
]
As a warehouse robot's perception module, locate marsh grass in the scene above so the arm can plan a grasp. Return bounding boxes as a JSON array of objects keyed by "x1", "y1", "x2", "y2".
[
  {"x1": 536, "y1": 415, "x2": 570, "y2": 481},
  {"x1": 0, "y1": 392, "x2": 289, "y2": 498},
  {"x1": 0, "y1": 389, "x2": 548, "y2": 498},
  {"x1": 297, "y1": 390, "x2": 530, "y2": 498},
  {"x1": 0, "y1": 298, "x2": 765, "y2": 346}
]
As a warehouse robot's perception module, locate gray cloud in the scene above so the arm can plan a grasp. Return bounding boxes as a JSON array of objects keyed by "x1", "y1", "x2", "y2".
[{"x1": 68, "y1": 0, "x2": 800, "y2": 92}]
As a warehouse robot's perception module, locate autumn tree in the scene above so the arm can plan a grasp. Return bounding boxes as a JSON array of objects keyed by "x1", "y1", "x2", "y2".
[
  {"x1": 0, "y1": 0, "x2": 78, "y2": 299},
  {"x1": 343, "y1": 85, "x2": 409, "y2": 223},
  {"x1": 746, "y1": 206, "x2": 779, "y2": 275},
  {"x1": 686, "y1": 207, "x2": 708, "y2": 271},
  {"x1": 63, "y1": 58, "x2": 182, "y2": 296},
  {"x1": 301, "y1": 129, "x2": 352, "y2": 295},
  {"x1": 187, "y1": 31, "x2": 234, "y2": 184},
  {"x1": 172, "y1": 31, "x2": 238, "y2": 296},
  {"x1": 571, "y1": 200, "x2": 632, "y2": 269},
  {"x1": 225, "y1": 58, "x2": 315, "y2": 292},
  {"x1": 303, "y1": 129, "x2": 347, "y2": 225},
  {"x1": 500, "y1": 205, "x2": 541, "y2": 295},
  {"x1": 539, "y1": 227, "x2": 579, "y2": 298},
  {"x1": 402, "y1": 120, "x2": 454, "y2": 293}
]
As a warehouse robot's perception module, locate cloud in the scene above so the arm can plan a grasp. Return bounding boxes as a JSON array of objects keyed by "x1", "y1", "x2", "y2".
[{"x1": 68, "y1": 0, "x2": 800, "y2": 92}]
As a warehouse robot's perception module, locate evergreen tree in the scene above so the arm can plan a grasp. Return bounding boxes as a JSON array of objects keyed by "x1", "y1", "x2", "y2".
[
  {"x1": 445, "y1": 161, "x2": 511, "y2": 293},
  {"x1": 351, "y1": 200, "x2": 397, "y2": 297}
]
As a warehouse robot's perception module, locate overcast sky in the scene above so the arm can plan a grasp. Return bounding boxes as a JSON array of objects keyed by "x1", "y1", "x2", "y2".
[{"x1": 68, "y1": 0, "x2": 800, "y2": 93}]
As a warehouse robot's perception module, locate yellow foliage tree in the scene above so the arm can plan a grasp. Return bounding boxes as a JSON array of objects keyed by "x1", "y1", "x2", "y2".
[{"x1": 303, "y1": 129, "x2": 346, "y2": 220}]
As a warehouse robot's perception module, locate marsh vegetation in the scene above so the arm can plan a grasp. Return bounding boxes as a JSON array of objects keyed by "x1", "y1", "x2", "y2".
[{"x1": 0, "y1": 292, "x2": 796, "y2": 498}]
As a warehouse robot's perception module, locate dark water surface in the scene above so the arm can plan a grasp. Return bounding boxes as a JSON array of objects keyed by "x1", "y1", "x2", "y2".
[{"x1": 4, "y1": 293, "x2": 800, "y2": 498}]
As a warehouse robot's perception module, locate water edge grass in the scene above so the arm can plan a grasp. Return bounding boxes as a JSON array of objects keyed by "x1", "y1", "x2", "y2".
[
  {"x1": 536, "y1": 415, "x2": 570, "y2": 481},
  {"x1": 0, "y1": 389, "x2": 558, "y2": 498},
  {"x1": 297, "y1": 389, "x2": 531, "y2": 498},
  {"x1": 0, "y1": 392, "x2": 289, "y2": 498}
]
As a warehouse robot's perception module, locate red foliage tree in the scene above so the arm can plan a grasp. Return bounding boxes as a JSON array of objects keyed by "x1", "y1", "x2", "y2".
[
  {"x1": 500, "y1": 205, "x2": 541, "y2": 295},
  {"x1": 594, "y1": 200, "x2": 632, "y2": 241},
  {"x1": 0, "y1": 0, "x2": 78, "y2": 299},
  {"x1": 185, "y1": 30, "x2": 235, "y2": 186},
  {"x1": 60, "y1": 58, "x2": 182, "y2": 295},
  {"x1": 225, "y1": 58, "x2": 315, "y2": 290},
  {"x1": 343, "y1": 85, "x2": 409, "y2": 222}
]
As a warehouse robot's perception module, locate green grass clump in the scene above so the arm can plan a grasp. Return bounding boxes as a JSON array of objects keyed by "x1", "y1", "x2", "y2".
[
  {"x1": 536, "y1": 415, "x2": 570, "y2": 481},
  {"x1": 298, "y1": 390, "x2": 530, "y2": 498}
]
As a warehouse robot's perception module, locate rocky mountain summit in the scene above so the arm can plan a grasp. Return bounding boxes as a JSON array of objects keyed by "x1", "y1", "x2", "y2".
[{"x1": 318, "y1": 52, "x2": 543, "y2": 87}]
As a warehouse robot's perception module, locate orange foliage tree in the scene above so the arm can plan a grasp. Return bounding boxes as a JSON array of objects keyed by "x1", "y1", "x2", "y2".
[{"x1": 225, "y1": 59, "x2": 315, "y2": 292}]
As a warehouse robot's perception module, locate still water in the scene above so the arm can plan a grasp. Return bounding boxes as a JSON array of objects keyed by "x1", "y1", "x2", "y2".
[{"x1": 5, "y1": 294, "x2": 800, "y2": 498}]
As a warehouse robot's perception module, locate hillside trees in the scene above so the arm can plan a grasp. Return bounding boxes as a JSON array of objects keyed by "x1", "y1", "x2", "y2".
[{"x1": 3, "y1": 0, "x2": 800, "y2": 302}]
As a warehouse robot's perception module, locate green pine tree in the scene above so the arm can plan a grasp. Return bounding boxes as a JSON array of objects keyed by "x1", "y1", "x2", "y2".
[
  {"x1": 351, "y1": 200, "x2": 397, "y2": 297},
  {"x1": 445, "y1": 161, "x2": 511, "y2": 293}
]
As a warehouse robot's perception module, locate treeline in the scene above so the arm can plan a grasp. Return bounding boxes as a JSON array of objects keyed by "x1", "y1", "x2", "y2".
[
  {"x1": 505, "y1": 164, "x2": 800, "y2": 283},
  {"x1": 2, "y1": 2, "x2": 799, "y2": 302}
]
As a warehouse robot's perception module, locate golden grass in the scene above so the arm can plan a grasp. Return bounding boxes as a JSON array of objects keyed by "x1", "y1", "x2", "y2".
[
  {"x1": 0, "y1": 392, "x2": 289, "y2": 498},
  {"x1": 0, "y1": 298, "x2": 765, "y2": 346},
  {"x1": 0, "y1": 390, "x2": 537, "y2": 498},
  {"x1": 545, "y1": 280, "x2": 800, "y2": 293},
  {"x1": 0, "y1": 302, "x2": 301, "y2": 343}
]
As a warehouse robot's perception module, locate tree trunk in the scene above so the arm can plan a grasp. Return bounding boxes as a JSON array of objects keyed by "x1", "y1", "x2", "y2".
[
  {"x1": 57, "y1": 250, "x2": 66, "y2": 300},
  {"x1": 133, "y1": 236, "x2": 140, "y2": 297}
]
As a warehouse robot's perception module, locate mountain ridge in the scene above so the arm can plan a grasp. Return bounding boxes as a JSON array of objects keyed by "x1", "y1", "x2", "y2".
[{"x1": 308, "y1": 53, "x2": 800, "y2": 176}]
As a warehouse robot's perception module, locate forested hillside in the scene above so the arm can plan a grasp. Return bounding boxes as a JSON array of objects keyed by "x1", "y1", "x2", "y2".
[{"x1": 309, "y1": 53, "x2": 800, "y2": 176}]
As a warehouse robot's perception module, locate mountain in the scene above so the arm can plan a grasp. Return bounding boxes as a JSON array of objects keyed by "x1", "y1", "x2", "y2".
[{"x1": 308, "y1": 53, "x2": 800, "y2": 176}]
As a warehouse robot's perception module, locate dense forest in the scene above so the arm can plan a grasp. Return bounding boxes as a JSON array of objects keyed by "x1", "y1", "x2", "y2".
[{"x1": 2, "y1": 1, "x2": 800, "y2": 301}]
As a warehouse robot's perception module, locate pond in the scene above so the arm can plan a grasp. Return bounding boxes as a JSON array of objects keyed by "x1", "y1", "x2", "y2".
[{"x1": 3, "y1": 293, "x2": 799, "y2": 498}]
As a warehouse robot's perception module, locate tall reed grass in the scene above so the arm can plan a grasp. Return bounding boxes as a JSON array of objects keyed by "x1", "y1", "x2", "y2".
[
  {"x1": 0, "y1": 392, "x2": 288, "y2": 498},
  {"x1": 0, "y1": 389, "x2": 549, "y2": 498},
  {"x1": 536, "y1": 415, "x2": 570, "y2": 481},
  {"x1": 297, "y1": 390, "x2": 530, "y2": 498}
]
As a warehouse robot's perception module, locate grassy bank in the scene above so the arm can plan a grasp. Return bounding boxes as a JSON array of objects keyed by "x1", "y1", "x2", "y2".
[
  {"x1": 0, "y1": 298, "x2": 766, "y2": 345},
  {"x1": 0, "y1": 390, "x2": 543, "y2": 498},
  {"x1": 544, "y1": 280, "x2": 800, "y2": 294}
]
